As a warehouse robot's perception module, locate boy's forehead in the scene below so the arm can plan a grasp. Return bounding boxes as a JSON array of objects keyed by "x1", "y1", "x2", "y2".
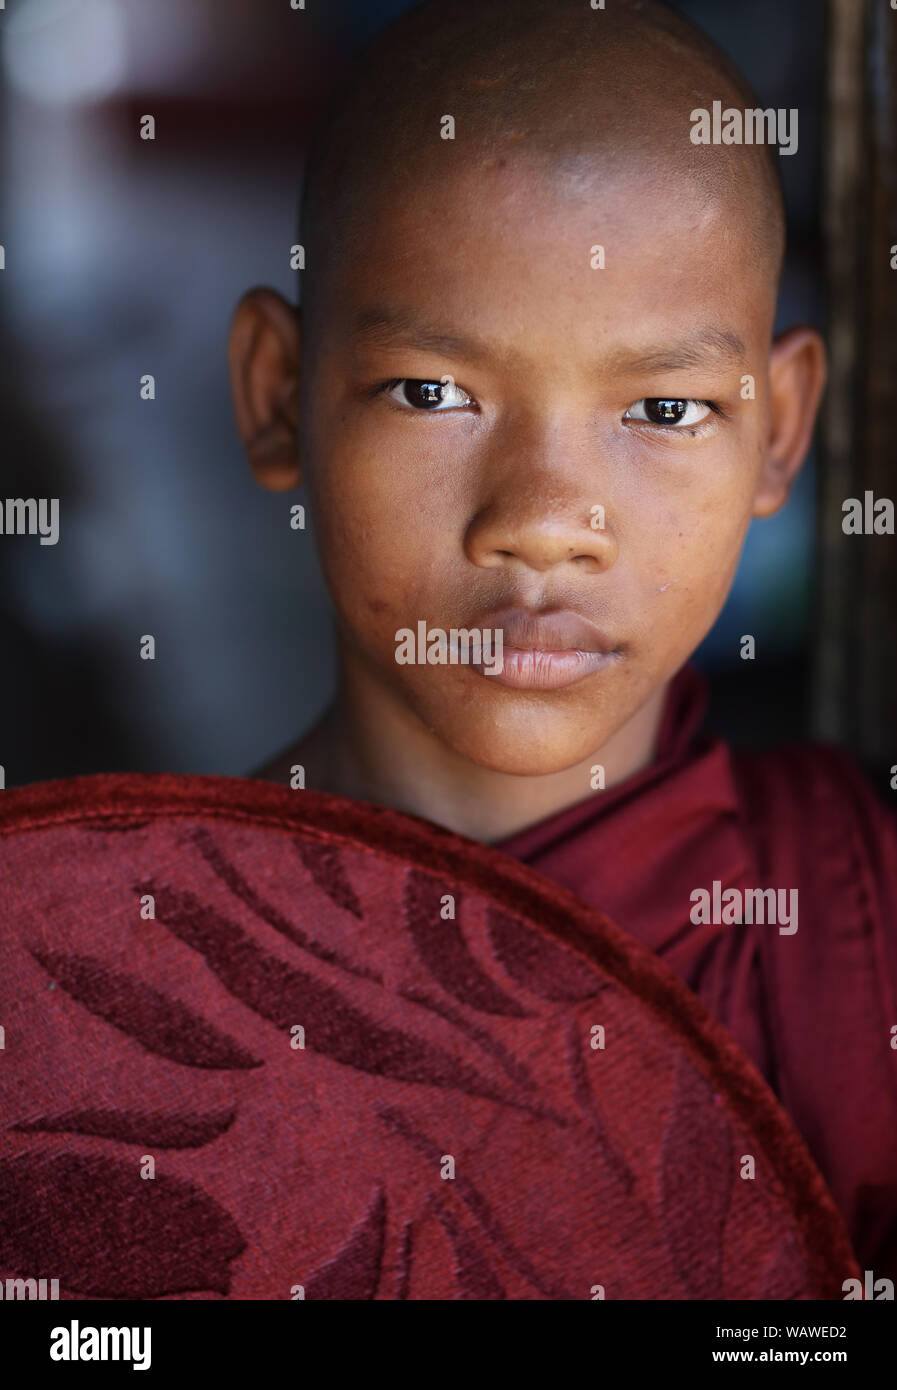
[
  {"x1": 301, "y1": 0, "x2": 785, "y2": 329},
  {"x1": 354, "y1": 151, "x2": 747, "y2": 256},
  {"x1": 335, "y1": 156, "x2": 771, "y2": 359}
]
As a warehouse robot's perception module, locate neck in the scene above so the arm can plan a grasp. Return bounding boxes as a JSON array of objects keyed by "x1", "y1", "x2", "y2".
[{"x1": 264, "y1": 652, "x2": 669, "y2": 844}]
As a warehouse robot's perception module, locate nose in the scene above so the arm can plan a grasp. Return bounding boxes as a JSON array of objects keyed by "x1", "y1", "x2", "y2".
[{"x1": 463, "y1": 424, "x2": 619, "y2": 575}]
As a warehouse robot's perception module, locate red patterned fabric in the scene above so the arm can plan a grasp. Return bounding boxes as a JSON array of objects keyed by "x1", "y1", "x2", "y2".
[
  {"x1": 499, "y1": 665, "x2": 897, "y2": 1284},
  {"x1": 0, "y1": 774, "x2": 857, "y2": 1299}
]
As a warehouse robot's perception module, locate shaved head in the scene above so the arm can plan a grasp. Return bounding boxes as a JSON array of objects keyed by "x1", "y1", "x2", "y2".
[
  {"x1": 300, "y1": 0, "x2": 786, "y2": 316},
  {"x1": 232, "y1": 0, "x2": 824, "y2": 798}
]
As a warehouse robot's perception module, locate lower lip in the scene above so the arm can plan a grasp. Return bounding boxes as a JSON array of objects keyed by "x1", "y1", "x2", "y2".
[{"x1": 475, "y1": 646, "x2": 620, "y2": 691}]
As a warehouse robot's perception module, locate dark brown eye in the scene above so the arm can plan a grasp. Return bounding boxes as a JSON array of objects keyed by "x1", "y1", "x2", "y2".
[
  {"x1": 645, "y1": 399, "x2": 688, "y2": 424},
  {"x1": 385, "y1": 378, "x2": 474, "y2": 411},
  {"x1": 625, "y1": 398, "x2": 713, "y2": 428},
  {"x1": 403, "y1": 381, "x2": 446, "y2": 409}
]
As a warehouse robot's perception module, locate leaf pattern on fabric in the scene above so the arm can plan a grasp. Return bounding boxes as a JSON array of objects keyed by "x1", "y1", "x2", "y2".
[
  {"x1": 143, "y1": 880, "x2": 534, "y2": 1110},
  {"x1": 187, "y1": 825, "x2": 378, "y2": 981},
  {"x1": 30, "y1": 948, "x2": 263, "y2": 1071},
  {"x1": 395, "y1": 1219, "x2": 415, "y2": 1301},
  {"x1": 0, "y1": 1153, "x2": 246, "y2": 1298},
  {"x1": 428, "y1": 1193, "x2": 507, "y2": 1300},
  {"x1": 376, "y1": 1103, "x2": 579, "y2": 1300},
  {"x1": 403, "y1": 870, "x2": 531, "y2": 1017},
  {"x1": 0, "y1": 796, "x2": 848, "y2": 1300},
  {"x1": 564, "y1": 1019, "x2": 636, "y2": 1193},
  {"x1": 295, "y1": 839, "x2": 364, "y2": 920},
  {"x1": 398, "y1": 983, "x2": 537, "y2": 1090},
  {"x1": 488, "y1": 905, "x2": 606, "y2": 1001},
  {"x1": 304, "y1": 1187, "x2": 386, "y2": 1300},
  {"x1": 13, "y1": 1108, "x2": 237, "y2": 1149},
  {"x1": 658, "y1": 1055, "x2": 733, "y2": 1298}
]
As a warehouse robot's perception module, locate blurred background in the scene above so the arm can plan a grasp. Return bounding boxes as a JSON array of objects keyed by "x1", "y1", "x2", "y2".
[{"x1": 0, "y1": 0, "x2": 829, "y2": 785}]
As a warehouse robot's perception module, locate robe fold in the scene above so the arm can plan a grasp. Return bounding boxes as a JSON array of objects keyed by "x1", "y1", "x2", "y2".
[
  {"x1": 0, "y1": 665, "x2": 892, "y2": 1298},
  {"x1": 0, "y1": 731, "x2": 868, "y2": 1301},
  {"x1": 498, "y1": 664, "x2": 897, "y2": 1283}
]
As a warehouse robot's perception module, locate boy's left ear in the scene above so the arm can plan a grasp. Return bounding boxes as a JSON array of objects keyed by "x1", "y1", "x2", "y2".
[
  {"x1": 753, "y1": 325, "x2": 827, "y2": 518},
  {"x1": 228, "y1": 287, "x2": 301, "y2": 492}
]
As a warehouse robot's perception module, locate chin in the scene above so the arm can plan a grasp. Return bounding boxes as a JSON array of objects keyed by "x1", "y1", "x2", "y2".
[
  {"x1": 468, "y1": 748, "x2": 596, "y2": 777},
  {"x1": 433, "y1": 715, "x2": 611, "y2": 778}
]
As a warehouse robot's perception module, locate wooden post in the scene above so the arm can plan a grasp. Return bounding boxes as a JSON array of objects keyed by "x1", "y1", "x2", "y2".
[{"x1": 815, "y1": 0, "x2": 897, "y2": 771}]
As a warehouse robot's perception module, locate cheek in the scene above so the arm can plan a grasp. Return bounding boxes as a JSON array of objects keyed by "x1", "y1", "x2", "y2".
[
  {"x1": 630, "y1": 473, "x2": 755, "y2": 637},
  {"x1": 305, "y1": 399, "x2": 475, "y2": 607},
  {"x1": 306, "y1": 446, "x2": 447, "y2": 637}
]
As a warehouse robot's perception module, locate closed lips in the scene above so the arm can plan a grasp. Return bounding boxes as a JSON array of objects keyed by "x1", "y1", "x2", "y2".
[{"x1": 477, "y1": 608, "x2": 619, "y2": 654}]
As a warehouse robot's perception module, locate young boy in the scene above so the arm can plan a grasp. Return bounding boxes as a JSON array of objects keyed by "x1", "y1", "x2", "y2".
[{"x1": 228, "y1": 0, "x2": 897, "y2": 1282}]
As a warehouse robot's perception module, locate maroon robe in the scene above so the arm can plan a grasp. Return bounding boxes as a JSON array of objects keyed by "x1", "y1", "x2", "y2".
[
  {"x1": 0, "y1": 732, "x2": 863, "y2": 1300},
  {"x1": 498, "y1": 664, "x2": 897, "y2": 1283}
]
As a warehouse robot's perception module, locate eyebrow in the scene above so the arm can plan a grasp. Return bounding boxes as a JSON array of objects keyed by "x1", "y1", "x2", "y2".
[
  {"x1": 352, "y1": 306, "x2": 747, "y2": 374},
  {"x1": 613, "y1": 329, "x2": 748, "y2": 374},
  {"x1": 353, "y1": 306, "x2": 495, "y2": 364}
]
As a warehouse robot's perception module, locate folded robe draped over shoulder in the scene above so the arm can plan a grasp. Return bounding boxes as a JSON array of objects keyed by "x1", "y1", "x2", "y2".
[
  {"x1": 498, "y1": 664, "x2": 897, "y2": 1286},
  {"x1": 0, "y1": 669, "x2": 889, "y2": 1299}
]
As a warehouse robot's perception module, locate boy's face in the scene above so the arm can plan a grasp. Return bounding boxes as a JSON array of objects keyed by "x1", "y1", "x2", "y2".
[{"x1": 238, "y1": 155, "x2": 824, "y2": 776}]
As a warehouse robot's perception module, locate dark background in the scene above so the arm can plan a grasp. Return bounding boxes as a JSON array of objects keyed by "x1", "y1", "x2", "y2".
[{"x1": 0, "y1": 0, "x2": 828, "y2": 785}]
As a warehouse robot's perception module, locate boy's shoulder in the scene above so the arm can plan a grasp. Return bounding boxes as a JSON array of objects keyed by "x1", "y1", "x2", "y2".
[
  {"x1": 728, "y1": 740, "x2": 897, "y2": 1282},
  {"x1": 727, "y1": 738, "x2": 897, "y2": 942},
  {"x1": 729, "y1": 738, "x2": 897, "y2": 882}
]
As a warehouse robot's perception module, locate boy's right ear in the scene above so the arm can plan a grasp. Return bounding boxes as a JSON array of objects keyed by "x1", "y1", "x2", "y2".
[{"x1": 228, "y1": 288, "x2": 301, "y2": 491}]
